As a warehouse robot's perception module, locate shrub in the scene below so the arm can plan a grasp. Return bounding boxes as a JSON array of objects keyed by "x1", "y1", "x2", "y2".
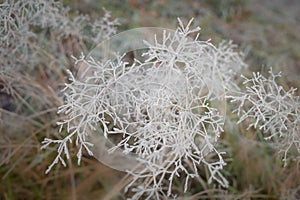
[
  {"x1": 42, "y1": 17, "x2": 299, "y2": 198},
  {"x1": 41, "y1": 19, "x2": 248, "y2": 199}
]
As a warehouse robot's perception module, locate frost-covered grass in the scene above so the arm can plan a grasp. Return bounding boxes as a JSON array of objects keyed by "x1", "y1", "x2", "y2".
[{"x1": 1, "y1": 0, "x2": 300, "y2": 200}]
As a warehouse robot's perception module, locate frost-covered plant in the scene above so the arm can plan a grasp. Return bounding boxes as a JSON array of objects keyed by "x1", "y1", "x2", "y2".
[
  {"x1": 41, "y1": 19, "x2": 248, "y2": 199},
  {"x1": 0, "y1": 0, "x2": 118, "y2": 180},
  {"x1": 229, "y1": 69, "x2": 300, "y2": 166},
  {"x1": 2, "y1": 0, "x2": 296, "y2": 198},
  {"x1": 1, "y1": 0, "x2": 70, "y2": 64},
  {"x1": 0, "y1": 0, "x2": 118, "y2": 94},
  {"x1": 0, "y1": 0, "x2": 118, "y2": 50}
]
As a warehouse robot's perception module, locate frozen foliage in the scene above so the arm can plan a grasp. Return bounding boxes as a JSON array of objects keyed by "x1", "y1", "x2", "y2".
[
  {"x1": 1, "y1": 0, "x2": 69, "y2": 63},
  {"x1": 0, "y1": 0, "x2": 118, "y2": 93},
  {"x1": 2, "y1": 0, "x2": 299, "y2": 199},
  {"x1": 0, "y1": 0, "x2": 118, "y2": 181},
  {"x1": 0, "y1": 0, "x2": 118, "y2": 50},
  {"x1": 229, "y1": 69, "x2": 300, "y2": 166},
  {"x1": 42, "y1": 19, "x2": 249, "y2": 199}
]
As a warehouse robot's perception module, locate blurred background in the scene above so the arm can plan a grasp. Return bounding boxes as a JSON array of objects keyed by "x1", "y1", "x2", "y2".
[{"x1": 1, "y1": 0, "x2": 299, "y2": 199}]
